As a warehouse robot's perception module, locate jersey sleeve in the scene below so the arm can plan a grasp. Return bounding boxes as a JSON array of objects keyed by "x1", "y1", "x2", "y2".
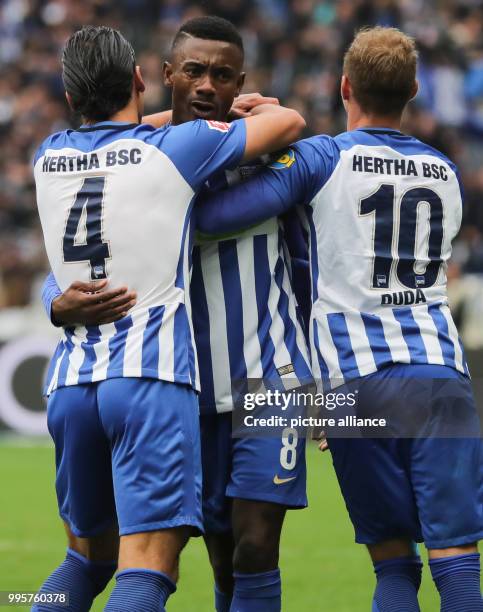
[
  {"x1": 281, "y1": 208, "x2": 311, "y2": 330},
  {"x1": 196, "y1": 137, "x2": 333, "y2": 234},
  {"x1": 150, "y1": 119, "x2": 246, "y2": 191},
  {"x1": 41, "y1": 271, "x2": 62, "y2": 326}
]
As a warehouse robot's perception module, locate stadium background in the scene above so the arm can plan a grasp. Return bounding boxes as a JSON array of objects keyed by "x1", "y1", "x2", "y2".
[{"x1": 0, "y1": 0, "x2": 481, "y2": 609}]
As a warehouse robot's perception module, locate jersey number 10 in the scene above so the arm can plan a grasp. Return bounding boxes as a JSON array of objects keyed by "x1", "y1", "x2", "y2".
[
  {"x1": 63, "y1": 177, "x2": 110, "y2": 280},
  {"x1": 359, "y1": 184, "x2": 444, "y2": 290}
]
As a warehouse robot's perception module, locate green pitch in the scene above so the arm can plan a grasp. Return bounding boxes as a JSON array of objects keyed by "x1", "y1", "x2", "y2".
[{"x1": 0, "y1": 439, "x2": 447, "y2": 610}]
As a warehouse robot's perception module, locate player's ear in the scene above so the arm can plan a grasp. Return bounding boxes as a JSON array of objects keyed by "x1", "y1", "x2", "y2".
[
  {"x1": 236, "y1": 72, "x2": 246, "y2": 97},
  {"x1": 134, "y1": 66, "x2": 146, "y2": 93},
  {"x1": 341, "y1": 75, "x2": 351, "y2": 113},
  {"x1": 341, "y1": 75, "x2": 350, "y2": 102},
  {"x1": 163, "y1": 61, "x2": 174, "y2": 87},
  {"x1": 410, "y1": 79, "x2": 419, "y2": 101},
  {"x1": 65, "y1": 91, "x2": 74, "y2": 111}
]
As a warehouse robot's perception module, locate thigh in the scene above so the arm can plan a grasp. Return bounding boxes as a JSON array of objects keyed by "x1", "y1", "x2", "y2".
[
  {"x1": 232, "y1": 498, "x2": 286, "y2": 540},
  {"x1": 47, "y1": 384, "x2": 116, "y2": 537},
  {"x1": 328, "y1": 436, "x2": 422, "y2": 545},
  {"x1": 227, "y1": 428, "x2": 307, "y2": 509},
  {"x1": 411, "y1": 376, "x2": 483, "y2": 549},
  {"x1": 200, "y1": 413, "x2": 233, "y2": 534},
  {"x1": 97, "y1": 378, "x2": 203, "y2": 536}
]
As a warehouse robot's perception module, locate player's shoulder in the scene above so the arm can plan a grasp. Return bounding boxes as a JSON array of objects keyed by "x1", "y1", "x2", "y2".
[
  {"x1": 34, "y1": 123, "x2": 158, "y2": 165},
  {"x1": 282, "y1": 134, "x2": 339, "y2": 173},
  {"x1": 34, "y1": 129, "x2": 74, "y2": 166},
  {"x1": 387, "y1": 132, "x2": 461, "y2": 183},
  {"x1": 402, "y1": 135, "x2": 459, "y2": 174},
  {"x1": 144, "y1": 118, "x2": 244, "y2": 163},
  {"x1": 293, "y1": 133, "x2": 339, "y2": 157}
]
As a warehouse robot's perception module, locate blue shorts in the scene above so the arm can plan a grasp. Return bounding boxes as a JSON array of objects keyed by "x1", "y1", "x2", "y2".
[
  {"x1": 200, "y1": 412, "x2": 307, "y2": 534},
  {"x1": 47, "y1": 378, "x2": 203, "y2": 537},
  {"x1": 328, "y1": 364, "x2": 483, "y2": 549}
]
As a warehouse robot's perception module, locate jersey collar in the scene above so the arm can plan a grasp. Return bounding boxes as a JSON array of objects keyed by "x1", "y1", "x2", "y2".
[
  {"x1": 356, "y1": 126, "x2": 405, "y2": 136},
  {"x1": 76, "y1": 121, "x2": 139, "y2": 132}
]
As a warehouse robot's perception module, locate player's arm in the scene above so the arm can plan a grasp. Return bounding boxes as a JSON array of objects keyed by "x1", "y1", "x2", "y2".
[
  {"x1": 196, "y1": 140, "x2": 326, "y2": 234},
  {"x1": 154, "y1": 106, "x2": 305, "y2": 191},
  {"x1": 41, "y1": 272, "x2": 137, "y2": 327},
  {"x1": 242, "y1": 103, "x2": 305, "y2": 162},
  {"x1": 142, "y1": 110, "x2": 172, "y2": 128},
  {"x1": 42, "y1": 272, "x2": 63, "y2": 326},
  {"x1": 281, "y1": 209, "x2": 312, "y2": 331}
]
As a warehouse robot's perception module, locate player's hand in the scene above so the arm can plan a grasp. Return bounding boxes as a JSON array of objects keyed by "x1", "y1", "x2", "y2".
[
  {"x1": 52, "y1": 280, "x2": 137, "y2": 326},
  {"x1": 228, "y1": 93, "x2": 280, "y2": 120},
  {"x1": 312, "y1": 428, "x2": 329, "y2": 452}
]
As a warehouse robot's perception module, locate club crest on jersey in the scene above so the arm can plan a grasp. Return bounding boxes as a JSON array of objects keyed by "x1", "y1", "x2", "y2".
[
  {"x1": 206, "y1": 120, "x2": 230, "y2": 132},
  {"x1": 269, "y1": 148, "x2": 296, "y2": 170}
]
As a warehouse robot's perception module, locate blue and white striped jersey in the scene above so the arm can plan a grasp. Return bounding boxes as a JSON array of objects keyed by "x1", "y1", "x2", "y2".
[
  {"x1": 197, "y1": 128, "x2": 469, "y2": 386},
  {"x1": 40, "y1": 158, "x2": 312, "y2": 410},
  {"x1": 35, "y1": 119, "x2": 246, "y2": 395},
  {"x1": 191, "y1": 213, "x2": 312, "y2": 414}
]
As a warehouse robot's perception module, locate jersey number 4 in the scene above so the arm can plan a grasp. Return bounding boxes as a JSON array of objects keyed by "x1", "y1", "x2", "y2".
[
  {"x1": 360, "y1": 184, "x2": 443, "y2": 290},
  {"x1": 63, "y1": 177, "x2": 110, "y2": 280}
]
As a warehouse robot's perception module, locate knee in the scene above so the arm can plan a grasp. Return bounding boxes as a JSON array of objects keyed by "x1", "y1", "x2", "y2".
[
  {"x1": 118, "y1": 527, "x2": 190, "y2": 578},
  {"x1": 368, "y1": 539, "x2": 416, "y2": 564},
  {"x1": 233, "y1": 531, "x2": 280, "y2": 573},
  {"x1": 66, "y1": 525, "x2": 119, "y2": 563},
  {"x1": 232, "y1": 501, "x2": 285, "y2": 573}
]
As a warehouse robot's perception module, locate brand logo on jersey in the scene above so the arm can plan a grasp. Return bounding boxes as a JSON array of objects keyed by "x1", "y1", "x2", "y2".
[
  {"x1": 277, "y1": 363, "x2": 295, "y2": 376},
  {"x1": 381, "y1": 289, "x2": 427, "y2": 306},
  {"x1": 269, "y1": 148, "x2": 296, "y2": 170},
  {"x1": 273, "y1": 475, "x2": 297, "y2": 485},
  {"x1": 206, "y1": 120, "x2": 230, "y2": 132}
]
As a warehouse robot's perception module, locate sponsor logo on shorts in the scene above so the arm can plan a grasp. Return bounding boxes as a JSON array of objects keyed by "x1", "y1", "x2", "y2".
[{"x1": 273, "y1": 475, "x2": 297, "y2": 485}]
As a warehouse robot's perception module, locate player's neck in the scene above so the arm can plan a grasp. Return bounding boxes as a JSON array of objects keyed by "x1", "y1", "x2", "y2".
[
  {"x1": 83, "y1": 103, "x2": 140, "y2": 126},
  {"x1": 347, "y1": 108, "x2": 402, "y2": 132}
]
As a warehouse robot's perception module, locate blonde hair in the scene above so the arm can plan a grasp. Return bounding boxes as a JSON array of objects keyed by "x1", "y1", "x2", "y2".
[{"x1": 343, "y1": 27, "x2": 418, "y2": 116}]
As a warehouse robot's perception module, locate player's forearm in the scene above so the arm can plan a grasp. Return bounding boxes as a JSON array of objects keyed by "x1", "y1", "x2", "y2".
[
  {"x1": 196, "y1": 175, "x2": 292, "y2": 234},
  {"x1": 242, "y1": 105, "x2": 306, "y2": 162},
  {"x1": 142, "y1": 110, "x2": 172, "y2": 128},
  {"x1": 41, "y1": 272, "x2": 63, "y2": 326}
]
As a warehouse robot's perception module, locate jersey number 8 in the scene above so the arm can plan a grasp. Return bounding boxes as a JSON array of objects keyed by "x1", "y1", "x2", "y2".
[{"x1": 280, "y1": 427, "x2": 298, "y2": 470}]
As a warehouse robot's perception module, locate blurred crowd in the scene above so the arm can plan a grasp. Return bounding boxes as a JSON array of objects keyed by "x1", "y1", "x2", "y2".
[{"x1": 0, "y1": 0, "x2": 482, "y2": 343}]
